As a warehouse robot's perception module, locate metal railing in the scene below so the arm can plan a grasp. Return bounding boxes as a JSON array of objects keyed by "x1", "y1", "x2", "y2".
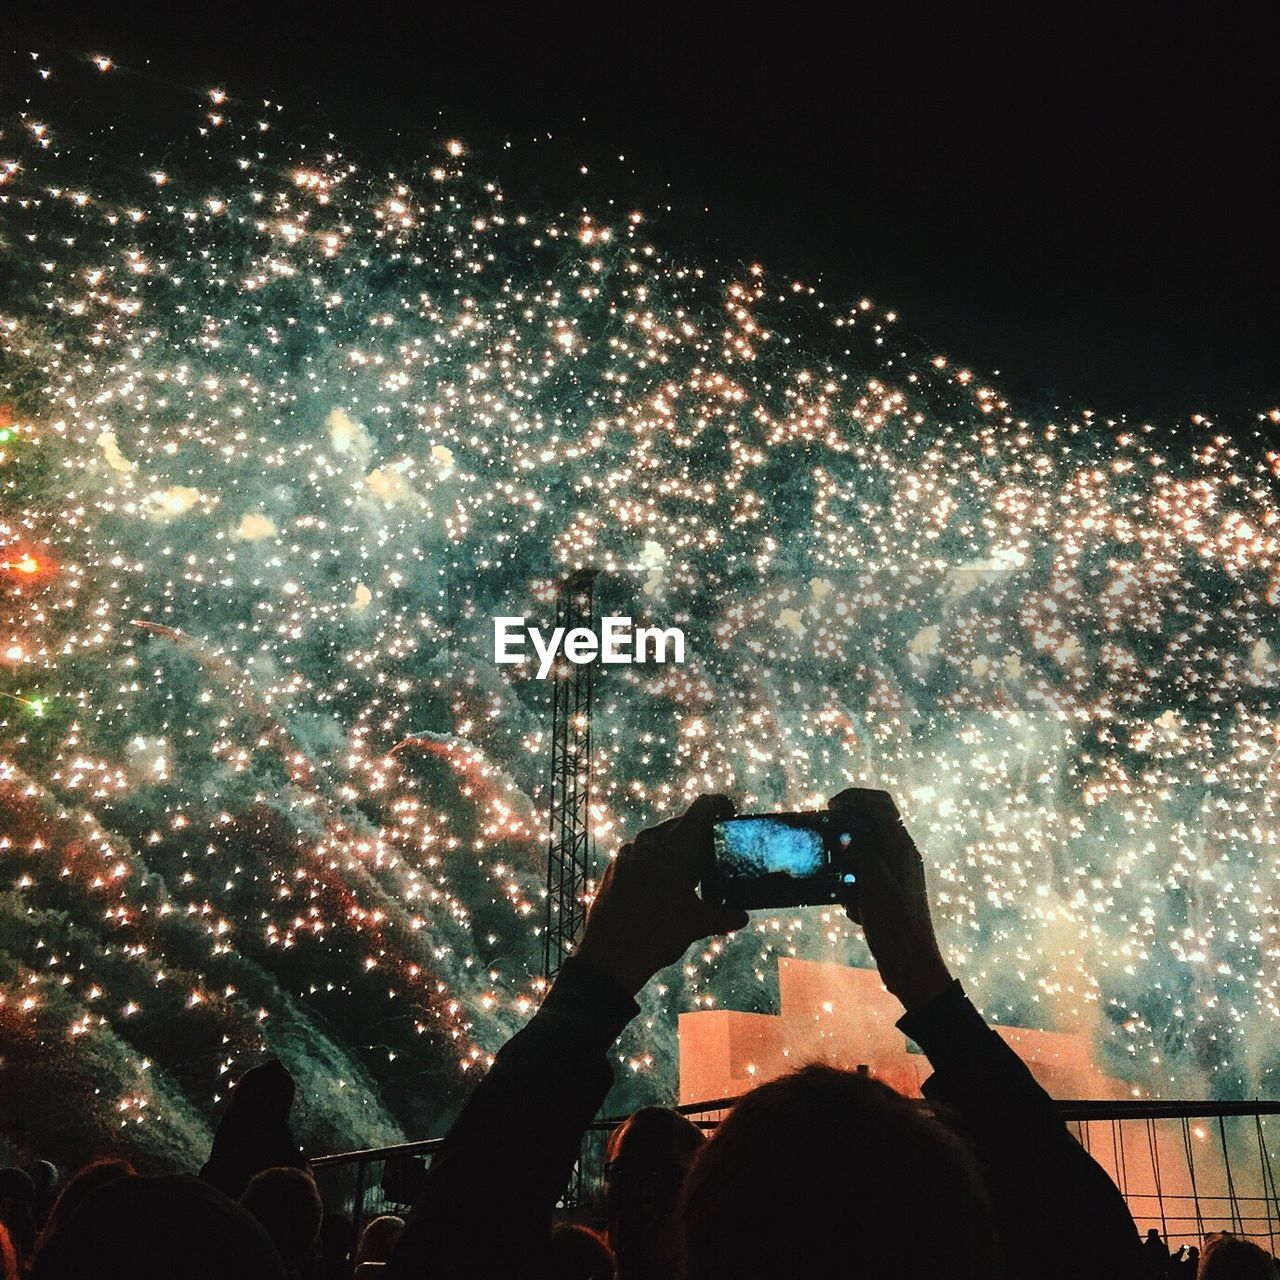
[{"x1": 311, "y1": 1097, "x2": 1280, "y2": 1251}]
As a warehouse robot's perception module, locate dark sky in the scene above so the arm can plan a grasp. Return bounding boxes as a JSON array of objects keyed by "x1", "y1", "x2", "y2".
[{"x1": 8, "y1": 1, "x2": 1279, "y2": 424}]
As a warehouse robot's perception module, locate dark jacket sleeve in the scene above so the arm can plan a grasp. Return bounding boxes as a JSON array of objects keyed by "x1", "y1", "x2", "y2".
[
  {"x1": 898, "y1": 981, "x2": 1144, "y2": 1280},
  {"x1": 389, "y1": 956, "x2": 638, "y2": 1279}
]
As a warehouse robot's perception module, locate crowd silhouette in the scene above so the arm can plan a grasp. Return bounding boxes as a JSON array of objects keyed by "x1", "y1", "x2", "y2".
[{"x1": 2, "y1": 790, "x2": 1277, "y2": 1278}]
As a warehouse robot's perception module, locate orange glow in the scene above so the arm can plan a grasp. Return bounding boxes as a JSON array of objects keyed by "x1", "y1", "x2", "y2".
[{"x1": 3, "y1": 553, "x2": 41, "y2": 575}]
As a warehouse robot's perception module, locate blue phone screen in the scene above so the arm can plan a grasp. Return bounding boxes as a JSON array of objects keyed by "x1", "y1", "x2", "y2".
[{"x1": 715, "y1": 817, "x2": 828, "y2": 879}]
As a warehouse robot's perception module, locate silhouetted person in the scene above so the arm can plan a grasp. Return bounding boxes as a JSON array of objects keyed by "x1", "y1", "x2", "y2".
[
  {"x1": 682, "y1": 1064, "x2": 997, "y2": 1277},
  {"x1": 241, "y1": 1167, "x2": 324, "y2": 1279},
  {"x1": 201, "y1": 1058, "x2": 305, "y2": 1200},
  {"x1": 37, "y1": 1157, "x2": 134, "y2": 1251},
  {"x1": 355, "y1": 1215, "x2": 405, "y2": 1269},
  {"x1": 388, "y1": 796, "x2": 746, "y2": 1280},
  {"x1": 316, "y1": 1212, "x2": 356, "y2": 1280},
  {"x1": 31, "y1": 1173, "x2": 286, "y2": 1279},
  {"x1": 1145, "y1": 1228, "x2": 1172, "y2": 1275},
  {"x1": 604, "y1": 1107, "x2": 703, "y2": 1280},
  {"x1": 1199, "y1": 1235, "x2": 1279, "y2": 1279},
  {"x1": 380, "y1": 1153, "x2": 429, "y2": 1208},
  {"x1": 546, "y1": 1222, "x2": 615, "y2": 1279},
  {"x1": 26, "y1": 1162, "x2": 59, "y2": 1228},
  {"x1": 391, "y1": 790, "x2": 1145, "y2": 1279}
]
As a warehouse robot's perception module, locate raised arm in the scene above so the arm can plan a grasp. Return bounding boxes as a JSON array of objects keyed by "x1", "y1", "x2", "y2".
[
  {"x1": 389, "y1": 795, "x2": 746, "y2": 1279},
  {"x1": 830, "y1": 787, "x2": 1144, "y2": 1280}
]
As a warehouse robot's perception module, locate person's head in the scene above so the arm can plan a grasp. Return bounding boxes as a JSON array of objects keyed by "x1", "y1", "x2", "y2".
[
  {"x1": 26, "y1": 1163, "x2": 59, "y2": 1219},
  {"x1": 547, "y1": 1222, "x2": 615, "y2": 1280},
  {"x1": 229, "y1": 1059, "x2": 297, "y2": 1125},
  {"x1": 0, "y1": 1171, "x2": 33, "y2": 1207},
  {"x1": 38, "y1": 1158, "x2": 134, "y2": 1247},
  {"x1": 680, "y1": 1065, "x2": 1000, "y2": 1280},
  {"x1": 604, "y1": 1107, "x2": 704, "y2": 1277},
  {"x1": 31, "y1": 1174, "x2": 286, "y2": 1280},
  {"x1": 240, "y1": 1167, "x2": 323, "y2": 1274},
  {"x1": 318, "y1": 1212, "x2": 355, "y2": 1263},
  {"x1": 1148, "y1": 1228, "x2": 1163, "y2": 1239},
  {"x1": 1198, "y1": 1235, "x2": 1279, "y2": 1279},
  {"x1": 354, "y1": 1214, "x2": 404, "y2": 1266}
]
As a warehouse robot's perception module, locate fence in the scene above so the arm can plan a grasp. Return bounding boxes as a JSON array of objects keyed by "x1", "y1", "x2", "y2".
[
  {"x1": 311, "y1": 1098, "x2": 1280, "y2": 1251},
  {"x1": 1059, "y1": 1100, "x2": 1280, "y2": 1251}
]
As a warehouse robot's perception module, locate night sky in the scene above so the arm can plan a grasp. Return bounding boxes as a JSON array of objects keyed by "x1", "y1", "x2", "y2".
[{"x1": 9, "y1": 1, "x2": 1278, "y2": 423}]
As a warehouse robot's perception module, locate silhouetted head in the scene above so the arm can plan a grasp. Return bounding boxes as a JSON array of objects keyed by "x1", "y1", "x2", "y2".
[
  {"x1": 318, "y1": 1212, "x2": 355, "y2": 1266},
  {"x1": 547, "y1": 1222, "x2": 615, "y2": 1280},
  {"x1": 354, "y1": 1214, "x2": 405, "y2": 1266},
  {"x1": 0, "y1": 1169, "x2": 33, "y2": 1206},
  {"x1": 32, "y1": 1174, "x2": 285, "y2": 1280},
  {"x1": 228, "y1": 1059, "x2": 297, "y2": 1124},
  {"x1": 38, "y1": 1158, "x2": 134, "y2": 1247},
  {"x1": 680, "y1": 1065, "x2": 1000, "y2": 1280},
  {"x1": 605, "y1": 1107, "x2": 704, "y2": 1279},
  {"x1": 1198, "y1": 1235, "x2": 1279, "y2": 1279},
  {"x1": 240, "y1": 1167, "x2": 323, "y2": 1275},
  {"x1": 25, "y1": 1163, "x2": 59, "y2": 1217}
]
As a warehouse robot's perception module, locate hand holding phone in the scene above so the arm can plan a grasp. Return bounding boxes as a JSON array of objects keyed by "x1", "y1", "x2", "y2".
[
  {"x1": 576, "y1": 795, "x2": 749, "y2": 995},
  {"x1": 827, "y1": 788, "x2": 953, "y2": 1012},
  {"x1": 702, "y1": 789, "x2": 954, "y2": 1014}
]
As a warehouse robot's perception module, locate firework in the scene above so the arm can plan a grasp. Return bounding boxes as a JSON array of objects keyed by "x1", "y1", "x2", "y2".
[{"x1": 1, "y1": 53, "x2": 1277, "y2": 1167}]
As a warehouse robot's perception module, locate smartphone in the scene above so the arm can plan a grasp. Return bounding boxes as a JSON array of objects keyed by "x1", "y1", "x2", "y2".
[{"x1": 703, "y1": 809, "x2": 872, "y2": 911}]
